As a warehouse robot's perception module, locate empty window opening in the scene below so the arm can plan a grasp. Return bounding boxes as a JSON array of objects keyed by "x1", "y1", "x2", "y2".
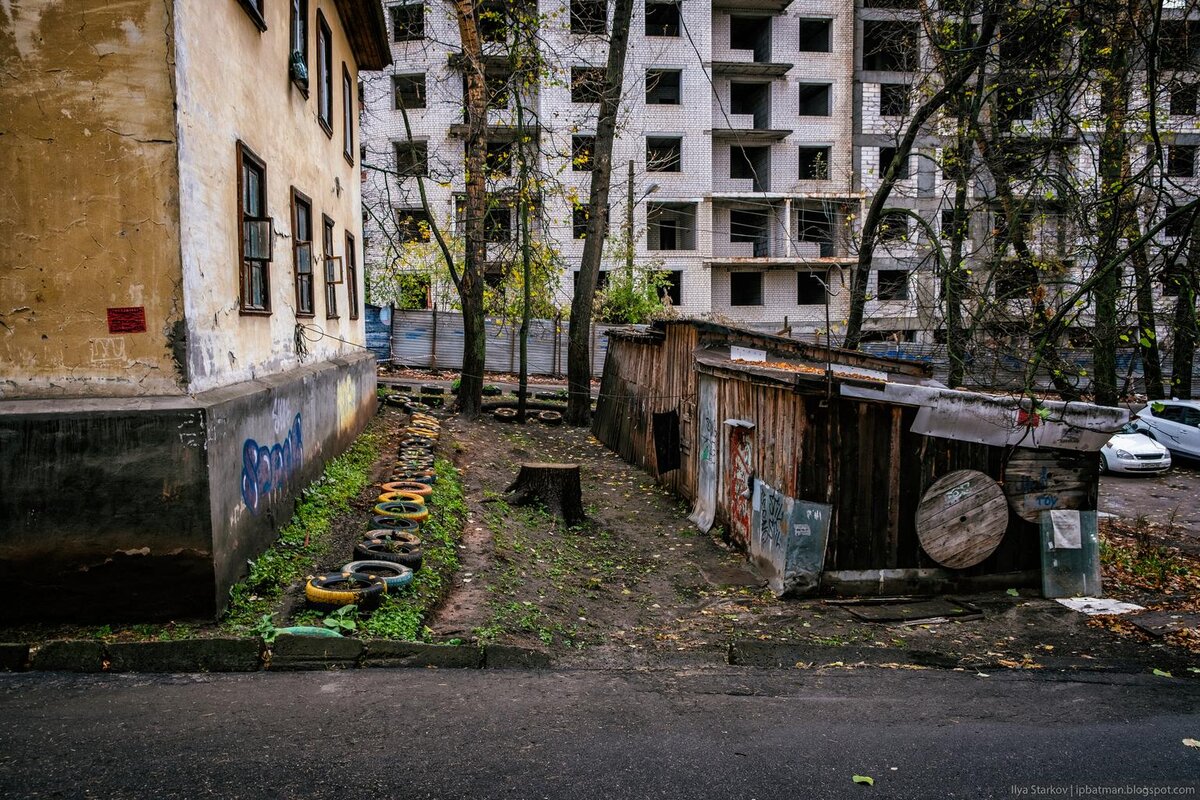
[
  {"x1": 391, "y1": 2, "x2": 424, "y2": 41},
  {"x1": 996, "y1": 260, "x2": 1037, "y2": 300},
  {"x1": 862, "y1": 20, "x2": 917, "y2": 71},
  {"x1": 394, "y1": 73, "x2": 426, "y2": 109},
  {"x1": 798, "y1": 83, "x2": 831, "y2": 116},
  {"x1": 876, "y1": 269, "x2": 909, "y2": 300},
  {"x1": 657, "y1": 270, "x2": 683, "y2": 305},
  {"x1": 1168, "y1": 145, "x2": 1197, "y2": 178},
  {"x1": 571, "y1": 67, "x2": 606, "y2": 103},
  {"x1": 1171, "y1": 84, "x2": 1198, "y2": 116},
  {"x1": 730, "y1": 208, "x2": 770, "y2": 257},
  {"x1": 730, "y1": 272, "x2": 763, "y2": 306},
  {"x1": 572, "y1": 135, "x2": 595, "y2": 171},
  {"x1": 798, "y1": 146, "x2": 830, "y2": 180},
  {"x1": 879, "y1": 147, "x2": 910, "y2": 179},
  {"x1": 485, "y1": 205, "x2": 512, "y2": 243},
  {"x1": 395, "y1": 141, "x2": 428, "y2": 177},
  {"x1": 798, "y1": 18, "x2": 831, "y2": 53},
  {"x1": 396, "y1": 208, "x2": 432, "y2": 243},
  {"x1": 879, "y1": 83, "x2": 909, "y2": 116},
  {"x1": 573, "y1": 204, "x2": 590, "y2": 239},
  {"x1": 730, "y1": 146, "x2": 770, "y2": 191},
  {"x1": 730, "y1": 15, "x2": 771, "y2": 62},
  {"x1": 730, "y1": 81, "x2": 771, "y2": 128},
  {"x1": 645, "y1": 0, "x2": 680, "y2": 36},
  {"x1": 647, "y1": 202, "x2": 696, "y2": 250},
  {"x1": 647, "y1": 136, "x2": 682, "y2": 172},
  {"x1": 797, "y1": 271, "x2": 828, "y2": 305},
  {"x1": 571, "y1": 0, "x2": 606, "y2": 34},
  {"x1": 878, "y1": 210, "x2": 909, "y2": 242},
  {"x1": 1159, "y1": 21, "x2": 1200, "y2": 70},
  {"x1": 646, "y1": 69, "x2": 682, "y2": 104}
]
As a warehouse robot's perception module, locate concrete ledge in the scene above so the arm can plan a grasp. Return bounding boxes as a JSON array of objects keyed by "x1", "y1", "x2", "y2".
[
  {"x1": 106, "y1": 638, "x2": 263, "y2": 672},
  {"x1": 0, "y1": 643, "x2": 30, "y2": 671},
  {"x1": 267, "y1": 634, "x2": 364, "y2": 670},
  {"x1": 31, "y1": 640, "x2": 105, "y2": 672},
  {"x1": 483, "y1": 644, "x2": 552, "y2": 669},
  {"x1": 361, "y1": 640, "x2": 484, "y2": 669}
]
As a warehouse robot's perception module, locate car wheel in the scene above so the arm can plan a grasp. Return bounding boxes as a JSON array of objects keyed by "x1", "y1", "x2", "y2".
[{"x1": 1099, "y1": 453, "x2": 1109, "y2": 474}]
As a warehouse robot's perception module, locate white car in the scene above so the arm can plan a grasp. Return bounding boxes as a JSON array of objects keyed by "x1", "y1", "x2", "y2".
[
  {"x1": 1132, "y1": 399, "x2": 1200, "y2": 461},
  {"x1": 1100, "y1": 424, "x2": 1172, "y2": 474}
]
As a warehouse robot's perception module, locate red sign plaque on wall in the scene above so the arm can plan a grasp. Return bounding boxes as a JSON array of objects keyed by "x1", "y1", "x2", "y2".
[{"x1": 106, "y1": 306, "x2": 147, "y2": 334}]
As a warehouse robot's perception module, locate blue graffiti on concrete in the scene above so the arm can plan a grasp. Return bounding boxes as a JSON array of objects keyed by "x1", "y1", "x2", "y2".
[{"x1": 241, "y1": 414, "x2": 303, "y2": 515}]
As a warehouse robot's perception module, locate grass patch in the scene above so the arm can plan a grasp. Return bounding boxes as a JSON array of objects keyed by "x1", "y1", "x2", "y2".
[
  {"x1": 361, "y1": 456, "x2": 466, "y2": 640},
  {"x1": 221, "y1": 422, "x2": 385, "y2": 633}
]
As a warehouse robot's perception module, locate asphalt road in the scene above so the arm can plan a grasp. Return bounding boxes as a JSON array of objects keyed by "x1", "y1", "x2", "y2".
[
  {"x1": 1100, "y1": 463, "x2": 1200, "y2": 553},
  {"x1": 1, "y1": 667, "x2": 1197, "y2": 800}
]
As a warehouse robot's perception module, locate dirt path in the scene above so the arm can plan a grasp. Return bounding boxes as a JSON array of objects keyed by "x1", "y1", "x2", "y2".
[{"x1": 426, "y1": 415, "x2": 1199, "y2": 670}]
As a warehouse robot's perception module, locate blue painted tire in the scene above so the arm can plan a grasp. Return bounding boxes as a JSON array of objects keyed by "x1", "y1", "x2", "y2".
[{"x1": 341, "y1": 560, "x2": 414, "y2": 591}]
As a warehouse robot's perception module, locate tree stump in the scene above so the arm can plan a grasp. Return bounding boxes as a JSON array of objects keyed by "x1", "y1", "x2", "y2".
[{"x1": 503, "y1": 463, "x2": 585, "y2": 526}]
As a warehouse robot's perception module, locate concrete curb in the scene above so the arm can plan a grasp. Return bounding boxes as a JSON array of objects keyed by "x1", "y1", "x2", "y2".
[
  {"x1": 107, "y1": 638, "x2": 263, "y2": 673},
  {"x1": 361, "y1": 640, "x2": 484, "y2": 668},
  {"x1": 30, "y1": 640, "x2": 105, "y2": 672},
  {"x1": 483, "y1": 644, "x2": 552, "y2": 669}
]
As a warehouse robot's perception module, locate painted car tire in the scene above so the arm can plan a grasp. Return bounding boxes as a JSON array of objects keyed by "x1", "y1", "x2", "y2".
[
  {"x1": 340, "y1": 560, "x2": 414, "y2": 591},
  {"x1": 373, "y1": 500, "x2": 430, "y2": 522},
  {"x1": 377, "y1": 490, "x2": 427, "y2": 505},
  {"x1": 370, "y1": 515, "x2": 421, "y2": 532},
  {"x1": 362, "y1": 529, "x2": 423, "y2": 549},
  {"x1": 538, "y1": 410, "x2": 563, "y2": 426},
  {"x1": 304, "y1": 572, "x2": 386, "y2": 610},
  {"x1": 354, "y1": 540, "x2": 424, "y2": 571},
  {"x1": 381, "y1": 481, "x2": 433, "y2": 497}
]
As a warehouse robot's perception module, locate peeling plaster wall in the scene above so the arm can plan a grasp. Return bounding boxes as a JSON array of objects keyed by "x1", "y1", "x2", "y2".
[
  {"x1": 173, "y1": 0, "x2": 367, "y2": 394},
  {"x1": 0, "y1": 0, "x2": 187, "y2": 399}
]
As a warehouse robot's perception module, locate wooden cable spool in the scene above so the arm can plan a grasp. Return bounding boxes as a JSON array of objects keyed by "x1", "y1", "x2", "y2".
[{"x1": 915, "y1": 469, "x2": 1008, "y2": 569}]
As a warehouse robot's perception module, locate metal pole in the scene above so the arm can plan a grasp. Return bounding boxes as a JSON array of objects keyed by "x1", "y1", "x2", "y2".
[{"x1": 626, "y1": 159, "x2": 635, "y2": 279}]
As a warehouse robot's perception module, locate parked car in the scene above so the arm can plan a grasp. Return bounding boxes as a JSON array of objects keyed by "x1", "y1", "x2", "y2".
[
  {"x1": 1131, "y1": 399, "x2": 1200, "y2": 461},
  {"x1": 1099, "y1": 423, "x2": 1172, "y2": 474}
]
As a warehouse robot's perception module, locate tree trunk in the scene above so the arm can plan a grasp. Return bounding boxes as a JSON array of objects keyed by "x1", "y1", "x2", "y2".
[
  {"x1": 1172, "y1": 221, "x2": 1200, "y2": 398},
  {"x1": 450, "y1": 0, "x2": 489, "y2": 418},
  {"x1": 566, "y1": 0, "x2": 635, "y2": 426},
  {"x1": 503, "y1": 463, "x2": 585, "y2": 526},
  {"x1": 1129, "y1": 225, "x2": 1165, "y2": 399}
]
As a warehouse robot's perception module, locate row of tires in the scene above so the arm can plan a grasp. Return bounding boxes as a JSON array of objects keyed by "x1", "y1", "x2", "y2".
[
  {"x1": 303, "y1": 411, "x2": 444, "y2": 611},
  {"x1": 495, "y1": 407, "x2": 563, "y2": 426}
]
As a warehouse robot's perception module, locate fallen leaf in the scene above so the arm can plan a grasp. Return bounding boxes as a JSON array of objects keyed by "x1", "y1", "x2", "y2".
[
  {"x1": 852, "y1": 775, "x2": 875, "y2": 786},
  {"x1": 1183, "y1": 739, "x2": 1200, "y2": 749},
  {"x1": 1006, "y1": 588, "x2": 1020, "y2": 597},
  {"x1": 1153, "y1": 668, "x2": 1173, "y2": 677}
]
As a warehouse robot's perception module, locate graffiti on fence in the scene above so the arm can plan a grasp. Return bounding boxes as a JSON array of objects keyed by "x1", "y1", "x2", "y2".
[
  {"x1": 750, "y1": 480, "x2": 832, "y2": 596},
  {"x1": 241, "y1": 413, "x2": 303, "y2": 516},
  {"x1": 728, "y1": 423, "x2": 754, "y2": 546}
]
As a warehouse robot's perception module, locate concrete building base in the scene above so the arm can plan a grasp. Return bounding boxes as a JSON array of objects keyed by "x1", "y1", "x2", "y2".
[{"x1": 0, "y1": 352, "x2": 376, "y2": 622}]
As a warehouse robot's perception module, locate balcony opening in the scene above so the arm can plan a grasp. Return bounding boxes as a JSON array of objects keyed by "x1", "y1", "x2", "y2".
[
  {"x1": 798, "y1": 146, "x2": 830, "y2": 180},
  {"x1": 646, "y1": 69, "x2": 682, "y2": 105},
  {"x1": 647, "y1": 202, "x2": 696, "y2": 250},
  {"x1": 645, "y1": 0, "x2": 680, "y2": 37},
  {"x1": 878, "y1": 210, "x2": 909, "y2": 242},
  {"x1": 797, "y1": 83, "x2": 831, "y2": 116},
  {"x1": 393, "y1": 73, "x2": 426, "y2": 110},
  {"x1": 798, "y1": 18, "x2": 831, "y2": 53},
  {"x1": 571, "y1": 66, "x2": 606, "y2": 103},
  {"x1": 730, "y1": 272, "x2": 763, "y2": 306},
  {"x1": 1160, "y1": 21, "x2": 1200, "y2": 70},
  {"x1": 572, "y1": 135, "x2": 595, "y2": 170},
  {"x1": 995, "y1": 260, "x2": 1037, "y2": 300},
  {"x1": 862, "y1": 20, "x2": 917, "y2": 72},
  {"x1": 729, "y1": 81, "x2": 770, "y2": 129},
  {"x1": 730, "y1": 208, "x2": 770, "y2": 257},
  {"x1": 797, "y1": 271, "x2": 828, "y2": 305},
  {"x1": 796, "y1": 205, "x2": 834, "y2": 256},
  {"x1": 730, "y1": 145, "x2": 770, "y2": 191},
  {"x1": 1171, "y1": 83, "x2": 1198, "y2": 116},
  {"x1": 730, "y1": 15, "x2": 771, "y2": 62}
]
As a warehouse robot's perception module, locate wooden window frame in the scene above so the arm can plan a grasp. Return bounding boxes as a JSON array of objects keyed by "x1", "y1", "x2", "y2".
[
  {"x1": 323, "y1": 215, "x2": 340, "y2": 319},
  {"x1": 316, "y1": 10, "x2": 333, "y2": 137},
  {"x1": 289, "y1": 0, "x2": 309, "y2": 95},
  {"x1": 237, "y1": 141, "x2": 273, "y2": 315},
  {"x1": 345, "y1": 231, "x2": 360, "y2": 320},
  {"x1": 343, "y1": 64, "x2": 355, "y2": 164},
  {"x1": 292, "y1": 188, "x2": 315, "y2": 318},
  {"x1": 237, "y1": 0, "x2": 267, "y2": 31}
]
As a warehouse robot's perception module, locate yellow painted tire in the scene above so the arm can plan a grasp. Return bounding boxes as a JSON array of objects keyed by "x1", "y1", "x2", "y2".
[
  {"x1": 304, "y1": 572, "x2": 386, "y2": 609},
  {"x1": 373, "y1": 500, "x2": 430, "y2": 522},
  {"x1": 381, "y1": 481, "x2": 433, "y2": 497},
  {"x1": 377, "y1": 490, "x2": 426, "y2": 505}
]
